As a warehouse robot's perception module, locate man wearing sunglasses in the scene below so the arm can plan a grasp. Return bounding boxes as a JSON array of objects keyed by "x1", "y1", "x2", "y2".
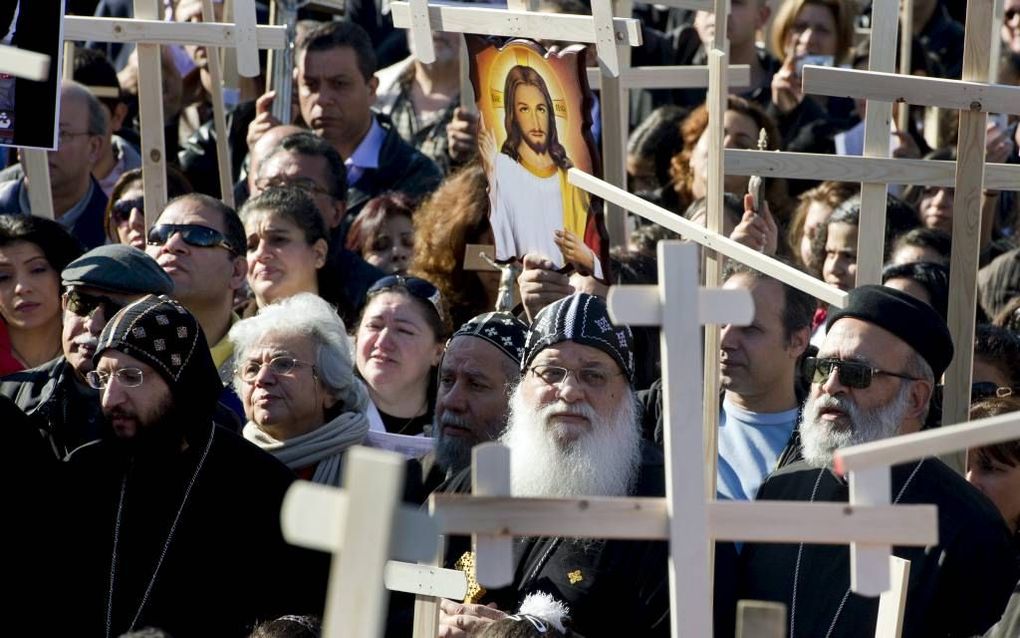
[
  {"x1": 739, "y1": 285, "x2": 1018, "y2": 638},
  {"x1": 0, "y1": 244, "x2": 172, "y2": 459},
  {"x1": 144, "y1": 193, "x2": 247, "y2": 411}
]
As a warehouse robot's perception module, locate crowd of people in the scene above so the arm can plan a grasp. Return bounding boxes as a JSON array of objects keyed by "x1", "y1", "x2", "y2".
[{"x1": 0, "y1": 0, "x2": 1019, "y2": 636}]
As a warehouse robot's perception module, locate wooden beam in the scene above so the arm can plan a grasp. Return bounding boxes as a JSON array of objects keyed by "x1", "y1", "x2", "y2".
[
  {"x1": 62, "y1": 16, "x2": 287, "y2": 49},
  {"x1": 585, "y1": 64, "x2": 751, "y2": 92},
  {"x1": 201, "y1": 0, "x2": 235, "y2": 207},
  {"x1": 134, "y1": 0, "x2": 168, "y2": 227},
  {"x1": 724, "y1": 150, "x2": 1020, "y2": 191},
  {"x1": 849, "y1": 466, "x2": 893, "y2": 596},
  {"x1": 0, "y1": 45, "x2": 50, "y2": 81},
  {"x1": 567, "y1": 169, "x2": 850, "y2": 307},
  {"x1": 834, "y1": 411, "x2": 1020, "y2": 473},
  {"x1": 875, "y1": 557, "x2": 911, "y2": 638},
  {"x1": 21, "y1": 152, "x2": 55, "y2": 219},
  {"x1": 597, "y1": 0, "x2": 632, "y2": 251},
  {"x1": 736, "y1": 601, "x2": 786, "y2": 638},
  {"x1": 430, "y1": 495, "x2": 939, "y2": 546},
  {"x1": 472, "y1": 444, "x2": 513, "y2": 589},
  {"x1": 390, "y1": 3, "x2": 643, "y2": 47},
  {"x1": 652, "y1": 0, "x2": 713, "y2": 10},
  {"x1": 802, "y1": 66, "x2": 1020, "y2": 115},
  {"x1": 383, "y1": 562, "x2": 467, "y2": 600}
]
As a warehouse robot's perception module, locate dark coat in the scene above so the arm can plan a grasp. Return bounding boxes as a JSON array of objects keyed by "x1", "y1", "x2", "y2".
[
  {"x1": 62, "y1": 423, "x2": 329, "y2": 637},
  {"x1": 339, "y1": 113, "x2": 443, "y2": 242},
  {"x1": 0, "y1": 176, "x2": 109, "y2": 249},
  {"x1": 738, "y1": 460, "x2": 1019, "y2": 638}
]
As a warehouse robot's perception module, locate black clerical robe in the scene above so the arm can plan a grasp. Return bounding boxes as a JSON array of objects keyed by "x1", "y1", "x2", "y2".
[{"x1": 738, "y1": 459, "x2": 1018, "y2": 638}]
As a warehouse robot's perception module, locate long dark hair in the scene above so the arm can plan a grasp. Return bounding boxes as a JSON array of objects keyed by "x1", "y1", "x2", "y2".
[{"x1": 500, "y1": 65, "x2": 571, "y2": 170}]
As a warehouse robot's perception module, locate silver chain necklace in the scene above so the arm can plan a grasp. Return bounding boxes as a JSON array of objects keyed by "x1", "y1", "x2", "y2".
[
  {"x1": 105, "y1": 425, "x2": 216, "y2": 638},
  {"x1": 789, "y1": 459, "x2": 925, "y2": 638}
]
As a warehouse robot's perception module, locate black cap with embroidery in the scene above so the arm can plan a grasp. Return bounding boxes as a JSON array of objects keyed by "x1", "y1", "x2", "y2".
[
  {"x1": 450, "y1": 311, "x2": 529, "y2": 365},
  {"x1": 522, "y1": 293, "x2": 635, "y2": 382}
]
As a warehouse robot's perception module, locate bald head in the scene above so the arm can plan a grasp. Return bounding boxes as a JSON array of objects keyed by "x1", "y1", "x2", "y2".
[{"x1": 61, "y1": 80, "x2": 109, "y2": 139}]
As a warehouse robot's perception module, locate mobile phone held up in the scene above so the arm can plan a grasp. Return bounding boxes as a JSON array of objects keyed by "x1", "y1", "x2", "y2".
[{"x1": 796, "y1": 54, "x2": 834, "y2": 76}]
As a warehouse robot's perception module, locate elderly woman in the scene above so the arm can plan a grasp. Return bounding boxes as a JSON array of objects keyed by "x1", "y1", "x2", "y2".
[
  {"x1": 230, "y1": 293, "x2": 370, "y2": 485},
  {"x1": 355, "y1": 275, "x2": 450, "y2": 435},
  {"x1": 0, "y1": 216, "x2": 83, "y2": 375}
]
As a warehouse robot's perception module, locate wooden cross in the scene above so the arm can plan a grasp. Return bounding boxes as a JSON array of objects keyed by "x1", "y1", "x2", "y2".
[
  {"x1": 280, "y1": 446, "x2": 463, "y2": 638},
  {"x1": 62, "y1": 1, "x2": 285, "y2": 223},
  {"x1": 430, "y1": 242, "x2": 936, "y2": 637}
]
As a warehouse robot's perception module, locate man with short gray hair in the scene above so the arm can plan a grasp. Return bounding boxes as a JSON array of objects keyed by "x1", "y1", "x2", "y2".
[
  {"x1": 0, "y1": 81, "x2": 110, "y2": 248},
  {"x1": 0, "y1": 244, "x2": 173, "y2": 458}
]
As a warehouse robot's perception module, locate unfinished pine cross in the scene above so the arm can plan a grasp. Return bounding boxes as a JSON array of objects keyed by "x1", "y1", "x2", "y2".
[
  {"x1": 800, "y1": 0, "x2": 1020, "y2": 434},
  {"x1": 62, "y1": 0, "x2": 285, "y2": 223},
  {"x1": 280, "y1": 446, "x2": 455, "y2": 638},
  {"x1": 431, "y1": 242, "x2": 936, "y2": 637}
]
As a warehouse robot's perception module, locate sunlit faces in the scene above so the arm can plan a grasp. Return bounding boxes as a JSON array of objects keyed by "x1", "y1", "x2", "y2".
[
  {"x1": 255, "y1": 150, "x2": 343, "y2": 230},
  {"x1": 363, "y1": 214, "x2": 414, "y2": 274},
  {"x1": 355, "y1": 291, "x2": 444, "y2": 394},
  {"x1": 690, "y1": 109, "x2": 759, "y2": 199},
  {"x1": 822, "y1": 221, "x2": 857, "y2": 291},
  {"x1": 800, "y1": 200, "x2": 832, "y2": 267},
  {"x1": 512, "y1": 84, "x2": 550, "y2": 155},
  {"x1": 244, "y1": 209, "x2": 327, "y2": 306},
  {"x1": 239, "y1": 332, "x2": 336, "y2": 440},
  {"x1": 96, "y1": 349, "x2": 173, "y2": 440},
  {"x1": 50, "y1": 92, "x2": 101, "y2": 193},
  {"x1": 889, "y1": 243, "x2": 945, "y2": 267},
  {"x1": 787, "y1": 3, "x2": 839, "y2": 57},
  {"x1": 111, "y1": 184, "x2": 146, "y2": 249},
  {"x1": 918, "y1": 186, "x2": 954, "y2": 234},
  {"x1": 297, "y1": 46, "x2": 378, "y2": 151},
  {"x1": 61, "y1": 286, "x2": 138, "y2": 379},
  {"x1": 966, "y1": 448, "x2": 1020, "y2": 533},
  {"x1": 0, "y1": 241, "x2": 61, "y2": 332},
  {"x1": 1003, "y1": 0, "x2": 1020, "y2": 54},
  {"x1": 883, "y1": 277, "x2": 931, "y2": 307},
  {"x1": 720, "y1": 275, "x2": 806, "y2": 398}
]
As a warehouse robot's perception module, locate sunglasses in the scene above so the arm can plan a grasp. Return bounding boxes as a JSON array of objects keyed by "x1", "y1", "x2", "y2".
[
  {"x1": 147, "y1": 223, "x2": 239, "y2": 255},
  {"x1": 971, "y1": 382, "x2": 1017, "y2": 401},
  {"x1": 803, "y1": 356, "x2": 920, "y2": 389},
  {"x1": 367, "y1": 274, "x2": 445, "y2": 323},
  {"x1": 111, "y1": 197, "x2": 143, "y2": 224},
  {"x1": 63, "y1": 290, "x2": 126, "y2": 319}
]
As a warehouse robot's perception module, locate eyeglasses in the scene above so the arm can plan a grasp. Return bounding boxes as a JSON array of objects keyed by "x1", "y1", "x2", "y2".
[
  {"x1": 147, "y1": 223, "x2": 239, "y2": 255},
  {"x1": 58, "y1": 130, "x2": 94, "y2": 144},
  {"x1": 804, "y1": 357, "x2": 921, "y2": 389},
  {"x1": 86, "y1": 367, "x2": 145, "y2": 390},
  {"x1": 529, "y1": 364, "x2": 620, "y2": 389},
  {"x1": 367, "y1": 275, "x2": 445, "y2": 324},
  {"x1": 111, "y1": 197, "x2": 143, "y2": 224},
  {"x1": 971, "y1": 382, "x2": 1017, "y2": 401},
  {"x1": 236, "y1": 356, "x2": 316, "y2": 382},
  {"x1": 63, "y1": 290, "x2": 125, "y2": 319},
  {"x1": 255, "y1": 176, "x2": 335, "y2": 198}
]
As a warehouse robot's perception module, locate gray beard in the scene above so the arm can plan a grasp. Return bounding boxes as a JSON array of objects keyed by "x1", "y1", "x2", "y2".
[
  {"x1": 799, "y1": 383, "x2": 912, "y2": 469},
  {"x1": 502, "y1": 385, "x2": 642, "y2": 498}
]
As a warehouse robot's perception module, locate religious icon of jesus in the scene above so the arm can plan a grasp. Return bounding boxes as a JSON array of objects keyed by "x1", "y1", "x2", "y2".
[{"x1": 469, "y1": 37, "x2": 609, "y2": 280}]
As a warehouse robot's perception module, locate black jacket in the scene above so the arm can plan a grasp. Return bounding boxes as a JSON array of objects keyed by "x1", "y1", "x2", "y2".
[
  {"x1": 178, "y1": 101, "x2": 258, "y2": 199},
  {"x1": 339, "y1": 113, "x2": 443, "y2": 242}
]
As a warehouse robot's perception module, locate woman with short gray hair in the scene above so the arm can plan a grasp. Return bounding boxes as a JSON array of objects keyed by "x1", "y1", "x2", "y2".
[{"x1": 230, "y1": 293, "x2": 369, "y2": 485}]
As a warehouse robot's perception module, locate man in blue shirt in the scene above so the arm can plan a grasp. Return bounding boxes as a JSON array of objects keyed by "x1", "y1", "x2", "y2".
[{"x1": 717, "y1": 261, "x2": 814, "y2": 500}]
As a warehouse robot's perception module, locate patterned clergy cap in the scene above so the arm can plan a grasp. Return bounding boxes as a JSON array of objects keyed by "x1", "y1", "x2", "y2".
[
  {"x1": 522, "y1": 293, "x2": 635, "y2": 382},
  {"x1": 94, "y1": 295, "x2": 223, "y2": 411},
  {"x1": 450, "y1": 312, "x2": 529, "y2": 365}
]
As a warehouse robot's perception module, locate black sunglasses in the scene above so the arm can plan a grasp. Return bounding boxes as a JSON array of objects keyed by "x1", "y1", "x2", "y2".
[
  {"x1": 804, "y1": 356, "x2": 921, "y2": 389},
  {"x1": 367, "y1": 275, "x2": 445, "y2": 323},
  {"x1": 63, "y1": 290, "x2": 126, "y2": 319},
  {"x1": 111, "y1": 197, "x2": 143, "y2": 224},
  {"x1": 971, "y1": 382, "x2": 1016, "y2": 401},
  {"x1": 147, "y1": 223, "x2": 239, "y2": 255}
]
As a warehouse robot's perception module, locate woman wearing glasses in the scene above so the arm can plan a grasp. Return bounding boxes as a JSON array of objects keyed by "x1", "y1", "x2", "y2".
[
  {"x1": 102, "y1": 167, "x2": 193, "y2": 249},
  {"x1": 229, "y1": 293, "x2": 370, "y2": 485},
  {"x1": 237, "y1": 186, "x2": 356, "y2": 322},
  {"x1": 0, "y1": 216, "x2": 83, "y2": 376},
  {"x1": 355, "y1": 275, "x2": 450, "y2": 436}
]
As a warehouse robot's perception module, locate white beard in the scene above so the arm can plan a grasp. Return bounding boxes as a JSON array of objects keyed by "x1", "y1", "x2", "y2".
[
  {"x1": 800, "y1": 383, "x2": 912, "y2": 468},
  {"x1": 502, "y1": 385, "x2": 642, "y2": 498}
]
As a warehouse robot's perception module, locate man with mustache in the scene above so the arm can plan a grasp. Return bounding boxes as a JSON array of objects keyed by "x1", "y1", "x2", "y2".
[
  {"x1": 738, "y1": 285, "x2": 1018, "y2": 638},
  {"x1": 61, "y1": 295, "x2": 327, "y2": 636},
  {"x1": 0, "y1": 244, "x2": 172, "y2": 459},
  {"x1": 439, "y1": 293, "x2": 734, "y2": 637},
  {"x1": 483, "y1": 65, "x2": 602, "y2": 278}
]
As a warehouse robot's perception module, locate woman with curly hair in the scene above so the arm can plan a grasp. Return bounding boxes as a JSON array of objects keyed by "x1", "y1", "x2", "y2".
[
  {"x1": 786, "y1": 180, "x2": 858, "y2": 275},
  {"x1": 410, "y1": 163, "x2": 501, "y2": 329},
  {"x1": 668, "y1": 95, "x2": 789, "y2": 221}
]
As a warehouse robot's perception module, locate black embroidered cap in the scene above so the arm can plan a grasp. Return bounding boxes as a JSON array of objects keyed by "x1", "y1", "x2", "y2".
[
  {"x1": 522, "y1": 293, "x2": 635, "y2": 382},
  {"x1": 450, "y1": 311, "x2": 529, "y2": 365}
]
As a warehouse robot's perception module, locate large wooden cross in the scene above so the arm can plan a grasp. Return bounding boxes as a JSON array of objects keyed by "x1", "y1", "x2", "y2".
[
  {"x1": 429, "y1": 242, "x2": 935, "y2": 638},
  {"x1": 62, "y1": 0, "x2": 285, "y2": 223},
  {"x1": 279, "y1": 446, "x2": 466, "y2": 638}
]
